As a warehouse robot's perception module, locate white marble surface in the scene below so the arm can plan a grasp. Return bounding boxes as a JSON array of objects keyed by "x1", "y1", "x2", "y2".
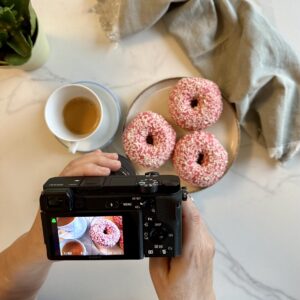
[{"x1": 0, "y1": 0, "x2": 299, "y2": 299}]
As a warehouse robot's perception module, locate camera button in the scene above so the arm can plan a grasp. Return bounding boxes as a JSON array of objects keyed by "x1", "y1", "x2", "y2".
[
  {"x1": 154, "y1": 222, "x2": 162, "y2": 227},
  {"x1": 149, "y1": 227, "x2": 168, "y2": 243},
  {"x1": 105, "y1": 200, "x2": 119, "y2": 209},
  {"x1": 147, "y1": 249, "x2": 154, "y2": 255},
  {"x1": 160, "y1": 249, "x2": 167, "y2": 255}
]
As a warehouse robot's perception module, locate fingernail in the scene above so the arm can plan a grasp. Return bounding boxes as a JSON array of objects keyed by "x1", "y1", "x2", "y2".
[
  {"x1": 114, "y1": 160, "x2": 121, "y2": 167},
  {"x1": 101, "y1": 168, "x2": 110, "y2": 175}
]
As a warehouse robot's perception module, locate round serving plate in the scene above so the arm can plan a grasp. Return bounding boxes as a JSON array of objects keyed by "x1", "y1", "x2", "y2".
[{"x1": 124, "y1": 77, "x2": 240, "y2": 193}]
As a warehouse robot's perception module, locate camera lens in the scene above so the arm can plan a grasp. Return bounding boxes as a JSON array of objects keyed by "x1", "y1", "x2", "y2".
[{"x1": 110, "y1": 154, "x2": 136, "y2": 176}]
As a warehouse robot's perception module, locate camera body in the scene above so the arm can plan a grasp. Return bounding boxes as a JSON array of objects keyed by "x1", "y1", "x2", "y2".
[{"x1": 40, "y1": 172, "x2": 187, "y2": 260}]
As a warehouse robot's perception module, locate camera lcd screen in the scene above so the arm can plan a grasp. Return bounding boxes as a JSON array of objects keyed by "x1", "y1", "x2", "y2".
[{"x1": 54, "y1": 216, "x2": 124, "y2": 256}]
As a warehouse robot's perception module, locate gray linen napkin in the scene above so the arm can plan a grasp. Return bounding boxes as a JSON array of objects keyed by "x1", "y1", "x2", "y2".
[{"x1": 95, "y1": 0, "x2": 300, "y2": 161}]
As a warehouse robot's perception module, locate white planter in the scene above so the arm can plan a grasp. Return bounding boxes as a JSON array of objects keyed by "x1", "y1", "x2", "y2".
[{"x1": 19, "y1": 22, "x2": 50, "y2": 71}]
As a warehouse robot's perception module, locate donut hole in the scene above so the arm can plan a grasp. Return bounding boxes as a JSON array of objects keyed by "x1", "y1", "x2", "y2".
[
  {"x1": 191, "y1": 98, "x2": 198, "y2": 108},
  {"x1": 146, "y1": 135, "x2": 154, "y2": 145},
  {"x1": 197, "y1": 153, "x2": 205, "y2": 165}
]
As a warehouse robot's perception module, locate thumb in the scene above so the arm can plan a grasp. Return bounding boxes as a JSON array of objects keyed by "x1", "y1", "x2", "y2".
[{"x1": 149, "y1": 257, "x2": 170, "y2": 279}]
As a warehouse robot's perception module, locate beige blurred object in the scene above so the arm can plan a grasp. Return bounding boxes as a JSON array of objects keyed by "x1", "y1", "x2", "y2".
[
  {"x1": 95, "y1": 0, "x2": 300, "y2": 162},
  {"x1": 95, "y1": 0, "x2": 185, "y2": 41},
  {"x1": 95, "y1": 0, "x2": 122, "y2": 41}
]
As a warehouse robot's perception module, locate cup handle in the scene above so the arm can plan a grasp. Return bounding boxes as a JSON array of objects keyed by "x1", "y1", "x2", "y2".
[{"x1": 69, "y1": 142, "x2": 79, "y2": 154}]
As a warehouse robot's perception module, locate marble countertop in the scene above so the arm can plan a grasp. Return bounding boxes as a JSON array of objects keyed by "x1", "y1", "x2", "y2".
[{"x1": 0, "y1": 0, "x2": 299, "y2": 299}]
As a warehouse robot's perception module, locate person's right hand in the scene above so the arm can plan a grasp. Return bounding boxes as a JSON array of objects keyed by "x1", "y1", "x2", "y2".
[{"x1": 149, "y1": 196, "x2": 215, "y2": 300}]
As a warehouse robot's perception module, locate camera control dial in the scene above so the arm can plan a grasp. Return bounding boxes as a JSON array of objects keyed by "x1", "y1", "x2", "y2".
[
  {"x1": 149, "y1": 227, "x2": 168, "y2": 243},
  {"x1": 138, "y1": 178, "x2": 159, "y2": 193}
]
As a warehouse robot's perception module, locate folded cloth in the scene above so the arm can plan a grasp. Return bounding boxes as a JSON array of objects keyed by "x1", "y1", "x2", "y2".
[{"x1": 95, "y1": 0, "x2": 300, "y2": 161}]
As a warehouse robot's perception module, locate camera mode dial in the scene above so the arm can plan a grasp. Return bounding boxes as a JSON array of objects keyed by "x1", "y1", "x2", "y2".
[
  {"x1": 138, "y1": 178, "x2": 159, "y2": 193},
  {"x1": 145, "y1": 172, "x2": 159, "y2": 177}
]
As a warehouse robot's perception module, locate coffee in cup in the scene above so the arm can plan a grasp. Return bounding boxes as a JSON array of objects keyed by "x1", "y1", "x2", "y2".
[
  {"x1": 57, "y1": 217, "x2": 75, "y2": 227},
  {"x1": 63, "y1": 96, "x2": 101, "y2": 135},
  {"x1": 62, "y1": 240, "x2": 86, "y2": 255}
]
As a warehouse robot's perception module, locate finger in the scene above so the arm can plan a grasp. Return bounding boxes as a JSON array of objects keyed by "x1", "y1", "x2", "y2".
[
  {"x1": 181, "y1": 198, "x2": 203, "y2": 256},
  {"x1": 67, "y1": 151, "x2": 121, "y2": 171},
  {"x1": 61, "y1": 163, "x2": 111, "y2": 177},
  {"x1": 149, "y1": 257, "x2": 170, "y2": 279},
  {"x1": 100, "y1": 151, "x2": 119, "y2": 160},
  {"x1": 69, "y1": 150, "x2": 113, "y2": 164},
  {"x1": 91, "y1": 149, "x2": 120, "y2": 160}
]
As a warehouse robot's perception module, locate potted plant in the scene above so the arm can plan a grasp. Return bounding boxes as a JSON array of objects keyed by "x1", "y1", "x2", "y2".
[{"x1": 0, "y1": 0, "x2": 49, "y2": 70}]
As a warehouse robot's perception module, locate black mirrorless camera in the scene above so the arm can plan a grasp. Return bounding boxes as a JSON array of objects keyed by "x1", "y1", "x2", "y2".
[{"x1": 40, "y1": 171, "x2": 187, "y2": 260}]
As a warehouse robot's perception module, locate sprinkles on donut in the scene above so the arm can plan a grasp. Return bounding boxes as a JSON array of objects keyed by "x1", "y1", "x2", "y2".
[
  {"x1": 123, "y1": 111, "x2": 176, "y2": 168},
  {"x1": 112, "y1": 216, "x2": 123, "y2": 229},
  {"x1": 89, "y1": 218, "x2": 120, "y2": 248},
  {"x1": 169, "y1": 77, "x2": 223, "y2": 130},
  {"x1": 173, "y1": 131, "x2": 228, "y2": 187}
]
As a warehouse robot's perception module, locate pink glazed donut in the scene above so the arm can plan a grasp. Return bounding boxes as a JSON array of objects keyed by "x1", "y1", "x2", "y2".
[
  {"x1": 89, "y1": 218, "x2": 120, "y2": 248},
  {"x1": 173, "y1": 131, "x2": 228, "y2": 187},
  {"x1": 169, "y1": 77, "x2": 223, "y2": 130},
  {"x1": 123, "y1": 111, "x2": 176, "y2": 168}
]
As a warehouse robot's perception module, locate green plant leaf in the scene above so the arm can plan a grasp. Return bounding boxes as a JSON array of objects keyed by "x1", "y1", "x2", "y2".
[
  {"x1": 0, "y1": 0, "x2": 15, "y2": 6},
  {"x1": 0, "y1": 6, "x2": 18, "y2": 30},
  {"x1": 0, "y1": 0, "x2": 35, "y2": 65},
  {"x1": 0, "y1": 59, "x2": 9, "y2": 65},
  {"x1": 1, "y1": 0, "x2": 30, "y2": 19},
  {"x1": 0, "y1": 30, "x2": 8, "y2": 47},
  {"x1": 7, "y1": 29, "x2": 31, "y2": 57},
  {"x1": 3, "y1": 51, "x2": 29, "y2": 65}
]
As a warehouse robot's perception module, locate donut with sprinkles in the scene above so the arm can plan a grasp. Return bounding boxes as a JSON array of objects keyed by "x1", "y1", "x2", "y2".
[
  {"x1": 123, "y1": 111, "x2": 176, "y2": 168},
  {"x1": 169, "y1": 77, "x2": 223, "y2": 130},
  {"x1": 173, "y1": 131, "x2": 228, "y2": 187},
  {"x1": 89, "y1": 218, "x2": 121, "y2": 248}
]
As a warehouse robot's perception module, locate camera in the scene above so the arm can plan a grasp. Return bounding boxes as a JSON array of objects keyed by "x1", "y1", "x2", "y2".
[{"x1": 40, "y1": 170, "x2": 187, "y2": 260}]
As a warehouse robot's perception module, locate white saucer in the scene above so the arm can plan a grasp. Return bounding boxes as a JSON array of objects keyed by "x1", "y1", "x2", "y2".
[
  {"x1": 57, "y1": 81, "x2": 121, "y2": 152},
  {"x1": 58, "y1": 217, "x2": 88, "y2": 240}
]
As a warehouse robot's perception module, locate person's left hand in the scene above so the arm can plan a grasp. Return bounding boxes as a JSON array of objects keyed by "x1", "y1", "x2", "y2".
[{"x1": 0, "y1": 150, "x2": 121, "y2": 300}]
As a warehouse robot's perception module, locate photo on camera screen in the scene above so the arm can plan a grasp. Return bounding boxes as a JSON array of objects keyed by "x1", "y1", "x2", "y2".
[{"x1": 55, "y1": 216, "x2": 124, "y2": 256}]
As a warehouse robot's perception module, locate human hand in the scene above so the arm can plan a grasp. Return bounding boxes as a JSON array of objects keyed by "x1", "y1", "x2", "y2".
[
  {"x1": 149, "y1": 197, "x2": 215, "y2": 300},
  {"x1": 0, "y1": 150, "x2": 121, "y2": 300},
  {"x1": 59, "y1": 149, "x2": 121, "y2": 176}
]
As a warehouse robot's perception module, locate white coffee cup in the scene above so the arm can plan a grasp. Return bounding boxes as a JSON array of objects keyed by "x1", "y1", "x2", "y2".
[
  {"x1": 60, "y1": 239, "x2": 87, "y2": 256},
  {"x1": 45, "y1": 84, "x2": 103, "y2": 153},
  {"x1": 57, "y1": 217, "x2": 88, "y2": 239}
]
